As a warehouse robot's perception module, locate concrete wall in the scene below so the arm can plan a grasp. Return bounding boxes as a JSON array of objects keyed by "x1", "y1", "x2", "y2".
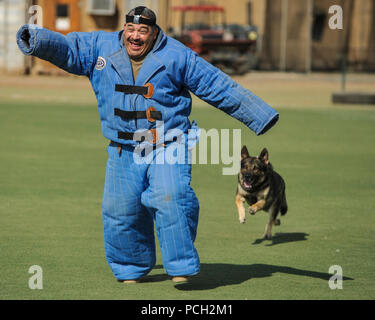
[
  {"x1": 347, "y1": 0, "x2": 375, "y2": 71},
  {"x1": 311, "y1": 0, "x2": 352, "y2": 71},
  {"x1": 0, "y1": 0, "x2": 27, "y2": 73},
  {"x1": 260, "y1": 0, "x2": 311, "y2": 72},
  {"x1": 260, "y1": 0, "x2": 375, "y2": 72}
]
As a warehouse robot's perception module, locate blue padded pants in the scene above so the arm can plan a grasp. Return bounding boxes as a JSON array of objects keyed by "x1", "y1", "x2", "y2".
[{"x1": 102, "y1": 142, "x2": 200, "y2": 281}]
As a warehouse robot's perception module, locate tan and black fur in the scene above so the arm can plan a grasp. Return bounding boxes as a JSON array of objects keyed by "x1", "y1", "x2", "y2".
[{"x1": 236, "y1": 146, "x2": 288, "y2": 239}]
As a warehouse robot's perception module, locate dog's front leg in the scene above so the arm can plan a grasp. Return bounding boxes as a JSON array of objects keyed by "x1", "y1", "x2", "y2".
[
  {"x1": 248, "y1": 199, "x2": 266, "y2": 215},
  {"x1": 236, "y1": 194, "x2": 246, "y2": 224}
]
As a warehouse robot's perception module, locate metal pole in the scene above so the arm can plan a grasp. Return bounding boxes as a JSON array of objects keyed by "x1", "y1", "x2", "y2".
[
  {"x1": 25, "y1": 0, "x2": 33, "y2": 74},
  {"x1": 280, "y1": 0, "x2": 288, "y2": 71},
  {"x1": 257, "y1": 0, "x2": 265, "y2": 55},
  {"x1": 305, "y1": 0, "x2": 313, "y2": 73},
  {"x1": 165, "y1": 0, "x2": 170, "y2": 32},
  {"x1": 341, "y1": 0, "x2": 355, "y2": 92},
  {"x1": 247, "y1": 1, "x2": 252, "y2": 25},
  {"x1": 359, "y1": 0, "x2": 366, "y2": 70},
  {"x1": 341, "y1": 57, "x2": 347, "y2": 92},
  {"x1": 4, "y1": 0, "x2": 8, "y2": 73}
]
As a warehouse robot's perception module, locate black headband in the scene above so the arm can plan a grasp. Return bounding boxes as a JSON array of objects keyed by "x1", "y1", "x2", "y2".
[{"x1": 126, "y1": 6, "x2": 156, "y2": 26}]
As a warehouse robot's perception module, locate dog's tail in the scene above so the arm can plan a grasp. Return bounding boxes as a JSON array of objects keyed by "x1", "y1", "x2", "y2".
[{"x1": 280, "y1": 193, "x2": 288, "y2": 216}]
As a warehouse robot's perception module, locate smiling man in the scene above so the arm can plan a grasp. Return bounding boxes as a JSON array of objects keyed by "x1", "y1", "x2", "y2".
[
  {"x1": 123, "y1": 7, "x2": 158, "y2": 80},
  {"x1": 16, "y1": 6, "x2": 279, "y2": 284},
  {"x1": 124, "y1": 11, "x2": 157, "y2": 57}
]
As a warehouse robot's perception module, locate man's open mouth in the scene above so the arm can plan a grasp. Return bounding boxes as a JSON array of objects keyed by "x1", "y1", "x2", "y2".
[{"x1": 128, "y1": 40, "x2": 144, "y2": 50}]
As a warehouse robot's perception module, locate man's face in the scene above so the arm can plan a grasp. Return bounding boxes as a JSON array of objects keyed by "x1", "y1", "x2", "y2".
[{"x1": 124, "y1": 22, "x2": 157, "y2": 59}]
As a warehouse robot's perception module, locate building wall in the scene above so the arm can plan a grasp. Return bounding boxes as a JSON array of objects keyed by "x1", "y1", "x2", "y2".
[
  {"x1": 312, "y1": 0, "x2": 375, "y2": 71},
  {"x1": 260, "y1": 0, "x2": 312, "y2": 71},
  {"x1": 347, "y1": 0, "x2": 375, "y2": 71},
  {"x1": 10, "y1": 0, "x2": 375, "y2": 73},
  {"x1": 80, "y1": 0, "x2": 125, "y2": 32},
  {"x1": 368, "y1": 2, "x2": 375, "y2": 70},
  {"x1": 0, "y1": 0, "x2": 28, "y2": 73},
  {"x1": 260, "y1": 0, "x2": 375, "y2": 72},
  {"x1": 311, "y1": 0, "x2": 354, "y2": 71}
]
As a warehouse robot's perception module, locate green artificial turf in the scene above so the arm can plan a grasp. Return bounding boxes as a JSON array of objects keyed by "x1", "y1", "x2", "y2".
[{"x1": 0, "y1": 95, "x2": 374, "y2": 300}]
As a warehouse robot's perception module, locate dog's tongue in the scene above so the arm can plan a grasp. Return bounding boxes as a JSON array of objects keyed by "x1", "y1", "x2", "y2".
[{"x1": 244, "y1": 181, "x2": 251, "y2": 188}]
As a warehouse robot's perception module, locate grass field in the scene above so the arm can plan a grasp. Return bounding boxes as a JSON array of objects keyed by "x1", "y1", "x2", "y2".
[{"x1": 0, "y1": 73, "x2": 374, "y2": 300}]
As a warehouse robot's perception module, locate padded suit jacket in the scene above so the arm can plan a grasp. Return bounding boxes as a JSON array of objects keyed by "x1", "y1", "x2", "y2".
[{"x1": 16, "y1": 24, "x2": 279, "y2": 146}]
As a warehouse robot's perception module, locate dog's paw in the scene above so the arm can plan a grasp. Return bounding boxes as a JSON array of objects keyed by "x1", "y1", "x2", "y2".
[
  {"x1": 263, "y1": 233, "x2": 272, "y2": 240},
  {"x1": 239, "y1": 217, "x2": 246, "y2": 224},
  {"x1": 248, "y1": 206, "x2": 257, "y2": 215}
]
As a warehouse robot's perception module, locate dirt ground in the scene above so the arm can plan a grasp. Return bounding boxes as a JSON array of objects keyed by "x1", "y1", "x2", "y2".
[{"x1": 1, "y1": 71, "x2": 374, "y2": 110}]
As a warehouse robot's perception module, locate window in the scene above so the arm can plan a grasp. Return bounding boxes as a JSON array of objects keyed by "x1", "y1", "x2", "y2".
[
  {"x1": 86, "y1": 0, "x2": 116, "y2": 16},
  {"x1": 56, "y1": 4, "x2": 69, "y2": 18},
  {"x1": 312, "y1": 12, "x2": 326, "y2": 41},
  {"x1": 56, "y1": 4, "x2": 70, "y2": 31}
]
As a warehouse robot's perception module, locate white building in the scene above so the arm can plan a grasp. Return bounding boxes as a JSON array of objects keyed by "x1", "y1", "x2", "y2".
[{"x1": 0, "y1": 0, "x2": 28, "y2": 73}]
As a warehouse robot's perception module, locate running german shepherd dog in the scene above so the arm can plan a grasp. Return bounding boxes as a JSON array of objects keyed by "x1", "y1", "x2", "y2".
[{"x1": 236, "y1": 146, "x2": 288, "y2": 239}]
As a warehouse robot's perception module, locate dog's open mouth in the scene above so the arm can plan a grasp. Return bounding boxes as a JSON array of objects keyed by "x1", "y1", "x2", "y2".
[{"x1": 243, "y1": 181, "x2": 252, "y2": 189}]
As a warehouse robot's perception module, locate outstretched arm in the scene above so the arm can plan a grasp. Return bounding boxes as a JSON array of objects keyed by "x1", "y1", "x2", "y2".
[
  {"x1": 184, "y1": 50, "x2": 279, "y2": 135},
  {"x1": 17, "y1": 25, "x2": 96, "y2": 77}
]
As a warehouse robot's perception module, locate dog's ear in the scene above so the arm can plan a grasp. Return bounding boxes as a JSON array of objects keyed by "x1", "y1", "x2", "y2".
[
  {"x1": 241, "y1": 146, "x2": 250, "y2": 160},
  {"x1": 259, "y1": 148, "x2": 269, "y2": 164}
]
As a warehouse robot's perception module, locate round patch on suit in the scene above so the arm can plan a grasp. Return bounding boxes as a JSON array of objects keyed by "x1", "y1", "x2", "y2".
[{"x1": 95, "y1": 56, "x2": 106, "y2": 70}]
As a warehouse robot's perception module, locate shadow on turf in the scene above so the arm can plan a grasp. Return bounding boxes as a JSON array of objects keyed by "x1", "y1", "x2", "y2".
[
  {"x1": 137, "y1": 265, "x2": 172, "y2": 283},
  {"x1": 252, "y1": 232, "x2": 309, "y2": 246},
  {"x1": 174, "y1": 263, "x2": 354, "y2": 291}
]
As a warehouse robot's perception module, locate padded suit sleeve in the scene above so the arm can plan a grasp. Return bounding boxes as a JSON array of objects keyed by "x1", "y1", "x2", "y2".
[
  {"x1": 16, "y1": 24, "x2": 96, "y2": 77},
  {"x1": 183, "y1": 49, "x2": 279, "y2": 135}
]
